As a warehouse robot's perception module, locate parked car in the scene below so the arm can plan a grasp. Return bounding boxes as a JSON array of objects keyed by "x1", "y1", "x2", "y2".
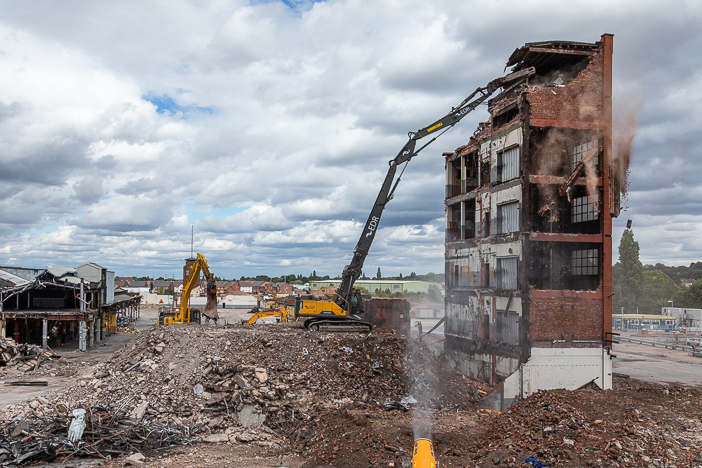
[{"x1": 686, "y1": 336, "x2": 701, "y2": 349}]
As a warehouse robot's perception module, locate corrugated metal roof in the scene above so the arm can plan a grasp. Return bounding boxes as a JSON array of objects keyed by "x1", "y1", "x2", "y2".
[
  {"x1": 0, "y1": 269, "x2": 30, "y2": 289},
  {"x1": 47, "y1": 266, "x2": 77, "y2": 278}
]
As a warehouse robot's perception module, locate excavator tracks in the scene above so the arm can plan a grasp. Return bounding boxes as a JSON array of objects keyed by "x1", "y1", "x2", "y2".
[{"x1": 305, "y1": 319, "x2": 372, "y2": 333}]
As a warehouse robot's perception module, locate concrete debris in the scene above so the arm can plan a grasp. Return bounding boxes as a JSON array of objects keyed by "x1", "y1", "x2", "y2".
[
  {"x1": 0, "y1": 324, "x2": 488, "y2": 466},
  {"x1": 0, "y1": 336, "x2": 62, "y2": 373}
]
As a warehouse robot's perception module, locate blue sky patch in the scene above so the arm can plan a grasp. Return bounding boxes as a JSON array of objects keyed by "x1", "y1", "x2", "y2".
[
  {"x1": 251, "y1": 0, "x2": 326, "y2": 10},
  {"x1": 143, "y1": 94, "x2": 215, "y2": 116}
]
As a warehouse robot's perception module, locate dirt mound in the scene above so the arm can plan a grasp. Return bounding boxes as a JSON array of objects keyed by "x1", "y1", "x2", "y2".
[{"x1": 465, "y1": 377, "x2": 702, "y2": 467}]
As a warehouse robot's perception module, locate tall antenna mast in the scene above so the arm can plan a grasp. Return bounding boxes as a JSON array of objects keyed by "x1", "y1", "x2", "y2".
[{"x1": 191, "y1": 225, "x2": 194, "y2": 258}]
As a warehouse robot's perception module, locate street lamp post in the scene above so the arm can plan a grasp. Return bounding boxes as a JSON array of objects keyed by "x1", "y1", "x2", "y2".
[{"x1": 621, "y1": 307, "x2": 625, "y2": 332}]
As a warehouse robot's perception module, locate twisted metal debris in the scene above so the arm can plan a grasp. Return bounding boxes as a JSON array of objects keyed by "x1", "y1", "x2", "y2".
[{"x1": 0, "y1": 404, "x2": 192, "y2": 466}]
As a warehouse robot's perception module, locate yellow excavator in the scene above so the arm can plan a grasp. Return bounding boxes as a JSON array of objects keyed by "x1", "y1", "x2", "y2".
[
  {"x1": 243, "y1": 295, "x2": 292, "y2": 325},
  {"x1": 161, "y1": 253, "x2": 219, "y2": 325}
]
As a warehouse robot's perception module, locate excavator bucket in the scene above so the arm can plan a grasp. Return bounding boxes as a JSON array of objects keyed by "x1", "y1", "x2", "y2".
[{"x1": 202, "y1": 281, "x2": 219, "y2": 322}]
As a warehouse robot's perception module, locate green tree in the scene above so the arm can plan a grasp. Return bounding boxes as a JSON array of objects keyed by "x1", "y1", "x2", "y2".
[
  {"x1": 427, "y1": 284, "x2": 442, "y2": 302},
  {"x1": 376, "y1": 267, "x2": 382, "y2": 280},
  {"x1": 639, "y1": 270, "x2": 681, "y2": 315},
  {"x1": 681, "y1": 279, "x2": 702, "y2": 308},
  {"x1": 612, "y1": 229, "x2": 645, "y2": 315}
]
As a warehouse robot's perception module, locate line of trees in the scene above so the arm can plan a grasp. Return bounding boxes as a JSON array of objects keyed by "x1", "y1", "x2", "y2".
[
  {"x1": 238, "y1": 271, "x2": 445, "y2": 285},
  {"x1": 614, "y1": 229, "x2": 702, "y2": 314}
]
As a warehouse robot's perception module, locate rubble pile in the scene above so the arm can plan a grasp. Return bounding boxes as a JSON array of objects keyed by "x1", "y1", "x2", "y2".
[
  {"x1": 468, "y1": 381, "x2": 702, "y2": 467},
  {"x1": 0, "y1": 324, "x2": 488, "y2": 461},
  {"x1": 0, "y1": 405, "x2": 191, "y2": 466},
  {"x1": 0, "y1": 337, "x2": 63, "y2": 374}
]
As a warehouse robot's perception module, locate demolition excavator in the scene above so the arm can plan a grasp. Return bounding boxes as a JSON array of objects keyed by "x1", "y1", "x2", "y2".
[
  {"x1": 296, "y1": 67, "x2": 536, "y2": 333},
  {"x1": 161, "y1": 253, "x2": 219, "y2": 325}
]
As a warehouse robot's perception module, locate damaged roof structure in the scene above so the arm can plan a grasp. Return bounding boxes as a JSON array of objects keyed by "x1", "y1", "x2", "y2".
[
  {"x1": 0, "y1": 264, "x2": 140, "y2": 351},
  {"x1": 443, "y1": 34, "x2": 618, "y2": 409}
]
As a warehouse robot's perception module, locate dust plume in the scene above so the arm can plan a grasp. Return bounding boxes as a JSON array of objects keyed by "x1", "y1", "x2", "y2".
[
  {"x1": 406, "y1": 338, "x2": 435, "y2": 442},
  {"x1": 612, "y1": 97, "x2": 641, "y2": 197}
]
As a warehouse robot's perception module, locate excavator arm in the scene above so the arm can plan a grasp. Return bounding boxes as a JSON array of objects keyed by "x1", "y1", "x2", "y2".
[
  {"x1": 174, "y1": 253, "x2": 217, "y2": 324},
  {"x1": 335, "y1": 67, "x2": 536, "y2": 308}
]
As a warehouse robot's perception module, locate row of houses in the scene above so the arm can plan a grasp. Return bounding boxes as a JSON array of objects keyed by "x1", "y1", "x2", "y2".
[{"x1": 115, "y1": 277, "x2": 294, "y2": 297}]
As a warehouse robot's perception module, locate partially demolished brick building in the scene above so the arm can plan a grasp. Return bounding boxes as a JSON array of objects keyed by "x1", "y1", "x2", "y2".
[{"x1": 443, "y1": 34, "x2": 617, "y2": 409}]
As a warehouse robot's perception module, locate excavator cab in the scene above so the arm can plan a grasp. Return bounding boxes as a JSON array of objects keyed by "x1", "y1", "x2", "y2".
[{"x1": 348, "y1": 289, "x2": 364, "y2": 316}]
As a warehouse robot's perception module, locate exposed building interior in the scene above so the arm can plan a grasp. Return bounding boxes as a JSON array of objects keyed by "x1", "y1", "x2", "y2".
[{"x1": 443, "y1": 34, "x2": 618, "y2": 409}]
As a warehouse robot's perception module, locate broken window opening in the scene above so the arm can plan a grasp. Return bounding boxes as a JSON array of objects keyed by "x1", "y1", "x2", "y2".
[
  {"x1": 573, "y1": 140, "x2": 599, "y2": 169},
  {"x1": 530, "y1": 185, "x2": 601, "y2": 234},
  {"x1": 446, "y1": 160, "x2": 460, "y2": 199},
  {"x1": 446, "y1": 205, "x2": 461, "y2": 242},
  {"x1": 528, "y1": 242, "x2": 600, "y2": 291},
  {"x1": 464, "y1": 151, "x2": 479, "y2": 193},
  {"x1": 571, "y1": 248, "x2": 598, "y2": 276},
  {"x1": 463, "y1": 199, "x2": 476, "y2": 240},
  {"x1": 492, "y1": 106, "x2": 520, "y2": 129},
  {"x1": 481, "y1": 211, "x2": 491, "y2": 238},
  {"x1": 571, "y1": 195, "x2": 599, "y2": 223}
]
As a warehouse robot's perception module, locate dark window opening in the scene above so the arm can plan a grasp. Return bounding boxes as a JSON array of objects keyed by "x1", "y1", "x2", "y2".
[
  {"x1": 465, "y1": 151, "x2": 479, "y2": 192},
  {"x1": 528, "y1": 242, "x2": 600, "y2": 290},
  {"x1": 571, "y1": 194, "x2": 599, "y2": 223},
  {"x1": 464, "y1": 199, "x2": 476, "y2": 240},
  {"x1": 446, "y1": 161, "x2": 460, "y2": 199},
  {"x1": 492, "y1": 106, "x2": 519, "y2": 129},
  {"x1": 572, "y1": 248, "x2": 598, "y2": 275},
  {"x1": 446, "y1": 205, "x2": 461, "y2": 242},
  {"x1": 529, "y1": 185, "x2": 601, "y2": 234},
  {"x1": 481, "y1": 212, "x2": 491, "y2": 238}
]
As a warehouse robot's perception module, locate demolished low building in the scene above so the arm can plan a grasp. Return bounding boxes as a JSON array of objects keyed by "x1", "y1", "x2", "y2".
[
  {"x1": 0, "y1": 264, "x2": 140, "y2": 351},
  {"x1": 443, "y1": 34, "x2": 618, "y2": 409}
]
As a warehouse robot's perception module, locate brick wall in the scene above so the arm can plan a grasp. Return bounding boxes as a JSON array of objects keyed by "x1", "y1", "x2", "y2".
[
  {"x1": 529, "y1": 296, "x2": 603, "y2": 344},
  {"x1": 527, "y1": 51, "x2": 604, "y2": 126}
]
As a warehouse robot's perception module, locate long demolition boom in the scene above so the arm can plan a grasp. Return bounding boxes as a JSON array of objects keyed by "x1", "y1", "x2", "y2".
[{"x1": 335, "y1": 67, "x2": 535, "y2": 308}]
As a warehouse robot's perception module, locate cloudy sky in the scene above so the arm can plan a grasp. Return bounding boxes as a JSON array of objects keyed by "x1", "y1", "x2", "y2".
[{"x1": 0, "y1": 0, "x2": 701, "y2": 280}]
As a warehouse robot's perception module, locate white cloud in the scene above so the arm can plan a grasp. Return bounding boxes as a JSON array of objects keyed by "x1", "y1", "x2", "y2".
[{"x1": 0, "y1": 0, "x2": 701, "y2": 279}]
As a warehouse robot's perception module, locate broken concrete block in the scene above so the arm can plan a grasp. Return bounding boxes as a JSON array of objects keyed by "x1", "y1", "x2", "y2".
[
  {"x1": 132, "y1": 401, "x2": 149, "y2": 420},
  {"x1": 203, "y1": 433, "x2": 229, "y2": 443},
  {"x1": 238, "y1": 405, "x2": 265, "y2": 429},
  {"x1": 125, "y1": 453, "x2": 145, "y2": 465},
  {"x1": 234, "y1": 373, "x2": 249, "y2": 389},
  {"x1": 254, "y1": 367, "x2": 268, "y2": 383}
]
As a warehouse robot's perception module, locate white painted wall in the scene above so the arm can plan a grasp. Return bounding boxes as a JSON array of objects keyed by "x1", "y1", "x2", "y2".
[{"x1": 503, "y1": 346, "x2": 613, "y2": 405}]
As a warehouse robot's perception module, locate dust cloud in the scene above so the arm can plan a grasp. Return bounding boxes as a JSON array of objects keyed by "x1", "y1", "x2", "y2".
[
  {"x1": 612, "y1": 97, "x2": 641, "y2": 197},
  {"x1": 406, "y1": 338, "x2": 435, "y2": 442}
]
